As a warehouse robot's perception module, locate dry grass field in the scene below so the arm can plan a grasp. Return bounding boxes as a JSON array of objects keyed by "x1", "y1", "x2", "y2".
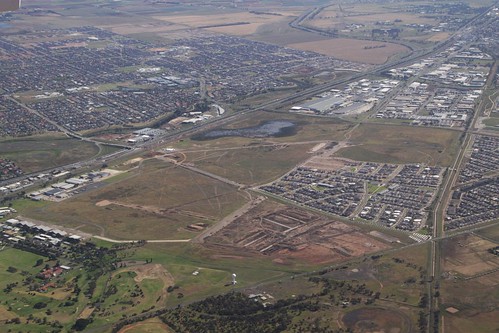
[
  {"x1": 336, "y1": 123, "x2": 461, "y2": 166},
  {"x1": 444, "y1": 310, "x2": 499, "y2": 333},
  {"x1": 0, "y1": 305, "x2": 16, "y2": 321},
  {"x1": 183, "y1": 143, "x2": 315, "y2": 186},
  {"x1": 442, "y1": 234, "x2": 499, "y2": 277},
  {"x1": 21, "y1": 158, "x2": 248, "y2": 240},
  {"x1": 342, "y1": 307, "x2": 412, "y2": 333},
  {"x1": 288, "y1": 38, "x2": 410, "y2": 64},
  {"x1": 440, "y1": 234, "x2": 499, "y2": 333}
]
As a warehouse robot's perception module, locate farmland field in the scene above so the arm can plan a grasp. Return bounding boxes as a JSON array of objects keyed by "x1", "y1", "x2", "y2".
[
  {"x1": 152, "y1": 11, "x2": 294, "y2": 36},
  {"x1": 288, "y1": 38, "x2": 410, "y2": 64}
]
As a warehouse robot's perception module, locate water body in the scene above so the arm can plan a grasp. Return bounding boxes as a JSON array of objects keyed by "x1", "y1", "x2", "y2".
[
  {"x1": 0, "y1": 23, "x2": 11, "y2": 29},
  {"x1": 193, "y1": 120, "x2": 297, "y2": 140}
]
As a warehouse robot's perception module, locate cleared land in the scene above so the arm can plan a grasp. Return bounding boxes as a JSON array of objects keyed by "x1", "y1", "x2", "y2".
[
  {"x1": 288, "y1": 38, "x2": 410, "y2": 64},
  {"x1": 336, "y1": 123, "x2": 461, "y2": 166},
  {"x1": 20, "y1": 158, "x2": 248, "y2": 240},
  {"x1": 205, "y1": 200, "x2": 391, "y2": 266},
  {"x1": 119, "y1": 318, "x2": 174, "y2": 333},
  {"x1": 240, "y1": 244, "x2": 428, "y2": 332}
]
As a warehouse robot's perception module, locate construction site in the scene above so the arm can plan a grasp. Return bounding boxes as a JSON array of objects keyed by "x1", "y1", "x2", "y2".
[{"x1": 205, "y1": 201, "x2": 391, "y2": 265}]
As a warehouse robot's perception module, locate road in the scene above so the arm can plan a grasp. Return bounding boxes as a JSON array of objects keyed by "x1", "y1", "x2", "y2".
[
  {"x1": 192, "y1": 196, "x2": 266, "y2": 244},
  {"x1": 425, "y1": 8, "x2": 499, "y2": 330},
  {"x1": 93, "y1": 236, "x2": 191, "y2": 243}
]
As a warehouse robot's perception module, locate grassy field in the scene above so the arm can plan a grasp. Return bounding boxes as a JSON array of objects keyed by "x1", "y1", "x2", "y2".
[
  {"x1": 90, "y1": 267, "x2": 168, "y2": 327},
  {"x1": 370, "y1": 244, "x2": 429, "y2": 306},
  {"x1": 19, "y1": 158, "x2": 248, "y2": 240},
  {"x1": 183, "y1": 143, "x2": 315, "y2": 185},
  {"x1": 475, "y1": 223, "x2": 499, "y2": 242},
  {"x1": 114, "y1": 241, "x2": 315, "y2": 307},
  {"x1": 336, "y1": 123, "x2": 461, "y2": 166},
  {"x1": 0, "y1": 248, "x2": 72, "y2": 331},
  {"x1": 0, "y1": 134, "x2": 100, "y2": 173}
]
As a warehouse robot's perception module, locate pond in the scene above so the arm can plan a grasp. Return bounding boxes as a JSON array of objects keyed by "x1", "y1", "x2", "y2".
[{"x1": 193, "y1": 120, "x2": 297, "y2": 140}]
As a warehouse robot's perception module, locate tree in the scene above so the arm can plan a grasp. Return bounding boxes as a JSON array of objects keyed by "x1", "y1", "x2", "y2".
[
  {"x1": 73, "y1": 319, "x2": 91, "y2": 331},
  {"x1": 33, "y1": 302, "x2": 47, "y2": 309},
  {"x1": 6, "y1": 266, "x2": 17, "y2": 273}
]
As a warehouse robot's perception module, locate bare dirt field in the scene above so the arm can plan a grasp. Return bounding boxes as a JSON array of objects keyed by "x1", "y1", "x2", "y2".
[
  {"x1": 0, "y1": 306, "x2": 16, "y2": 321},
  {"x1": 119, "y1": 317, "x2": 174, "y2": 333},
  {"x1": 288, "y1": 38, "x2": 410, "y2": 64},
  {"x1": 302, "y1": 153, "x2": 349, "y2": 171},
  {"x1": 119, "y1": 263, "x2": 174, "y2": 287},
  {"x1": 205, "y1": 200, "x2": 391, "y2": 265}
]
